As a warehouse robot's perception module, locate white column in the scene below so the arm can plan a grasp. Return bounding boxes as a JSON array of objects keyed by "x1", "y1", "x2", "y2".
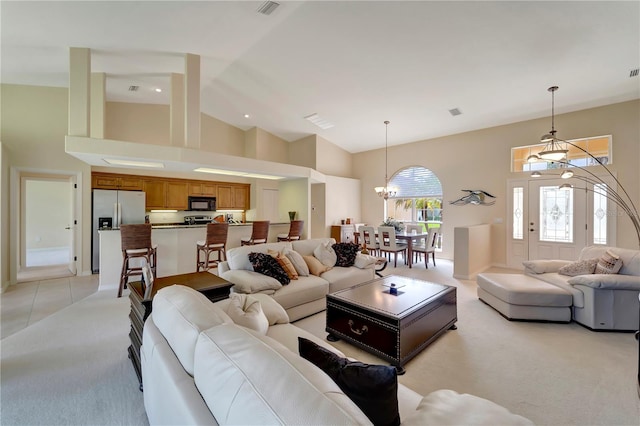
[
  {"x1": 90, "y1": 72, "x2": 106, "y2": 139},
  {"x1": 184, "y1": 53, "x2": 201, "y2": 148},
  {"x1": 170, "y1": 73, "x2": 185, "y2": 147},
  {"x1": 68, "y1": 47, "x2": 91, "y2": 137}
]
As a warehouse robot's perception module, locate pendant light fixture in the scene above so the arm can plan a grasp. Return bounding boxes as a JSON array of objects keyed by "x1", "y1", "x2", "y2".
[
  {"x1": 527, "y1": 86, "x2": 568, "y2": 162},
  {"x1": 374, "y1": 120, "x2": 398, "y2": 200}
]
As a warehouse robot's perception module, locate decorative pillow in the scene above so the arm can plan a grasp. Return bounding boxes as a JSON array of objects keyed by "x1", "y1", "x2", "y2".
[
  {"x1": 354, "y1": 253, "x2": 379, "y2": 269},
  {"x1": 283, "y1": 248, "x2": 309, "y2": 277},
  {"x1": 558, "y1": 258, "x2": 598, "y2": 276},
  {"x1": 332, "y1": 242, "x2": 361, "y2": 267},
  {"x1": 267, "y1": 250, "x2": 299, "y2": 280},
  {"x1": 248, "y1": 252, "x2": 291, "y2": 285},
  {"x1": 219, "y1": 269, "x2": 281, "y2": 294},
  {"x1": 224, "y1": 293, "x2": 269, "y2": 335},
  {"x1": 594, "y1": 250, "x2": 624, "y2": 274},
  {"x1": 249, "y1": 293, "x2": 289, "y2": 325},
  {"x1": 298, "y1": 337, "x2": 400, "y2": 426},
  {"x1": 313, "y1": 241, "x2": 337, "y2": 267},
  {"x1": 303, "y1": 255, "x2": 333, "y2": 276}
]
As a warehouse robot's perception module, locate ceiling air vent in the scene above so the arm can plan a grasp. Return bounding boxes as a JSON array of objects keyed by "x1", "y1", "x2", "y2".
[
  {"x1": 128, "y1": 85, "x2": 139, "y2": 92},
  {"x1": 257, "y1": 1, "x2": 280, "y2": 15},
  {"x1": 448, "y1": 108, "x2": 462, "y2": 116},
  {"x1": 304, "y1": 113, "x2": 334, "y2": 130},
  {"x1": 630, "y1": 68, "x2": 639, "y2": 78}
]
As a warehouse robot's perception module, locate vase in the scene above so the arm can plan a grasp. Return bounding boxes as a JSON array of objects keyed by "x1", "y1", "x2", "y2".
[{"x1": 288, "y1": 211, "x2": 296, "y2": 221}]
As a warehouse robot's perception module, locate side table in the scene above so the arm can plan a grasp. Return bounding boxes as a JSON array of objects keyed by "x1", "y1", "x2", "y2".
[{"x1": 128, "y1": 271, "x2": 233, "y2": 390}]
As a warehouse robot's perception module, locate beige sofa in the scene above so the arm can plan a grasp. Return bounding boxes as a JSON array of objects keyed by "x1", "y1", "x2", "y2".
[
  {"x1": 217, "y1": 238, "x2": 376, "y2": 321},
  {"x1": 478, "y1": 246, "x2": 640, "y2": 331},
  {"x1": 141, "y1": 285, "x2": 533, "y2": 425}
]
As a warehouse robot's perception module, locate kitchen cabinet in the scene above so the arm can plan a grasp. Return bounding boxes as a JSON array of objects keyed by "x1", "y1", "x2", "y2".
[
  {"x1": 188, "y1": 182, "x2": 217, "y2": 197},
  {"x1": 92, "y1": 173, "x2": 143, "y2": 191},
  {"x1": 143, "y1": 180, "x2": 189, "y2": 210},
  {"x1": 217, "y1": 185, "x2": 233, "y2": 209},
  {"x1": 233, "y1": 185, "x2": 249, "y2": 209},
  {"x1": 217, "y1": 184, "x2": 249, "y2": 209},
  {"x1": 331, "y1": 225, "x2": 356, "y2": 243}
]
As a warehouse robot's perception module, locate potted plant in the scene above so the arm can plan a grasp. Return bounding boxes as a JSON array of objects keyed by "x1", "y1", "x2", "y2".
[{"x1": 381, "y1": 217, "x2": 404, "y2": 233}]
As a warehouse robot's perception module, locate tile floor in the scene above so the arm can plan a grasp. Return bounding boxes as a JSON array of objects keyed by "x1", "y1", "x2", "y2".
[{"x1": 1, "y1": 274, "x2": 99, "y2": 339}]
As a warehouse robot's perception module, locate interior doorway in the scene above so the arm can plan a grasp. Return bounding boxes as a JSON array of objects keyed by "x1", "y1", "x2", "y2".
[{"x1": 17, "y1": 173, "x2": 77, "y2": 283}]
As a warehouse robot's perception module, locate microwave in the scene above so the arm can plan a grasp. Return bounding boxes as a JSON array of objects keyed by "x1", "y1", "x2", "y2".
[{"x1": 188, "y1": 196, "x2": 216, "y2": 211}]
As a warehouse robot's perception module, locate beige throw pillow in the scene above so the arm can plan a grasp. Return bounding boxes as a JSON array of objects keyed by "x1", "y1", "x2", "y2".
[
  {"x1": 303, "y1": 255, "x2": 333, "y2": 276},
  {"x1": 313, "y1": 241, "x2": 337, "y2": 267},
  {"x1": 267, "y1": 249, "x2": 299, "y2": 280},
  {"x1": 283, "y1": 248, "x2": 310, "y2": 277},
  {"x1": 225, "y1": 293, "x2": 269, "y2": 335},
  {"x1": 558, "y1": 258, "x2": 598, "y2": 276},
  {"x1": 594, "y1": 249, "x2": 623, "y2": 274}
]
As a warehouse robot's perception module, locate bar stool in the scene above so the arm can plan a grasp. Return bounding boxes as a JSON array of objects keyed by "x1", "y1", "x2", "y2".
[
  {"x1": 241, "y1": 220, "x2": 270, "y2": 246},
  {"x1": 277, "y1": 220, "x2": 304, "y2": 241},
  {"x1": 196, "y1": 223, "x2": 229, "y2": 272},
  {"x1": 118, "y1": 224, "x2": 157, "y2": 298}
]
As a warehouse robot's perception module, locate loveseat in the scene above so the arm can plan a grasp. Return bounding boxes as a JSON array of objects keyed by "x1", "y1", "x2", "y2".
[
  {"x1": 477, "y1": 246, "x2": 640, "y2": 331},
  {"x1": 141, "y1": 284, "x2": 533, "y2": 425},
  {"x1": 217, "y1": 238, "x2": 377, "y2": 321}
]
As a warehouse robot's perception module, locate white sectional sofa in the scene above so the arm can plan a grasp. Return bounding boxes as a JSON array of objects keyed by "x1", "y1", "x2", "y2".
[
  {"x1": 478, "y1": 246, "x2": 640, "y2": 331},
  {"x1": 217, "y1": 238, "x2": 376, "y2": 321},
  {"x1": 141, "y1": 284, "x2": 533, "y2": 425}
]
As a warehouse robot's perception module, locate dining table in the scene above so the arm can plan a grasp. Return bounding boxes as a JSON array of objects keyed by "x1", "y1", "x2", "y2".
[{"x1": 354, "y1": 229, "x2": 429, "y2": 269}]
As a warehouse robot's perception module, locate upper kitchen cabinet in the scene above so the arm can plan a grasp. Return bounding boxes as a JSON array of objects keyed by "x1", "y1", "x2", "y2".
[
  {"x1": 217, "y1": 184, "x2": 250, "y2": 209},
  {"x1": 188, "y1": 181, "x2": 217, "y2": 197},
  {"x1": 92, "y1": 172, "x2": 143, "y2": 191},
  {"x1": 143, "y1": 179, "x2": 189, "y2": 210}
]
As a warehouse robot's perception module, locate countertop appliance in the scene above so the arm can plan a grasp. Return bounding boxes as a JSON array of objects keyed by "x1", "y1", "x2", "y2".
[
  {"x1": 184, "y1": 215, "x2": 212, "y2": 225},
  {"x1": 92, "y1": 189, "x2": 146, "y2": 273},
  {"x1": 188, "y1": 196, "x2": 216, "y2": 211}
]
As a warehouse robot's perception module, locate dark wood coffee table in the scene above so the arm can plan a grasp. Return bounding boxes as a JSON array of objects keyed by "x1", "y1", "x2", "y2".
[{"x1": 326, "y1": 275, "x2": 457, "y2": 374}]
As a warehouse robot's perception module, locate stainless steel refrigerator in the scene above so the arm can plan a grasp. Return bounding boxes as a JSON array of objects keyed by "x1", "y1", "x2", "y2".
[{"x1": 92, "y1": 189, "x2": 146, "y2": 273}]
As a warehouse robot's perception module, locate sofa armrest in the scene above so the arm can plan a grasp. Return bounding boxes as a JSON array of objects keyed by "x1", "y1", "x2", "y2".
[
  {"x1": 217, "y1": 261, "x2": 230, "y2": 274},
  {"x1": 523, "y1": 259, "x2": 572, "y2": 274},
  {"x1": 567, "y1": 274, "x2": 640, "y2": 290}
]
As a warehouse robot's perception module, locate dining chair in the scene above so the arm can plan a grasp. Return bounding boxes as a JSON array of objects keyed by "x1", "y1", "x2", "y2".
[
  {"x1": 378, "y1": 226, "x2": 408, "y2": 267},
  {"x1": 118, "y1": 223, "x2": 157, "y2": 298},
  {"x1": 404, "y1": 223, "x2": 425, "y2": 261},
  {"x1": 277, "y1": 220, "x2": 304, "y2": 241},
  {"x1": 359, "y1": 225, "x2": 379, "y2": 256},
  {"x1": 412, "y1": 228, "x2": 439, "y2": 268},
  {"x1": 196, "y1": 223, "x2": 229, "y2": 271},
  {"x1": 241, "y1": 220, "x2": 270, "y2": 245}
]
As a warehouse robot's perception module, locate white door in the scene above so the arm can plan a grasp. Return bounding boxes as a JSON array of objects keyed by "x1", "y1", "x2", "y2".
[{"x1": 528, "y1": 178, "x2": 587, "y2": 261}]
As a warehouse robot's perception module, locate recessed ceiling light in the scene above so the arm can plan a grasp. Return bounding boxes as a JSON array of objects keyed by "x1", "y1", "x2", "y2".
[
  {"x1": 244, "y1": 114, "x2": 250, "y2": 118},
  {"x1": 104, "y1": 159, "x2": 164, "y2": 168},
  {"x1": 155, "y1": 88, "x2": 162, "y2": 93}
]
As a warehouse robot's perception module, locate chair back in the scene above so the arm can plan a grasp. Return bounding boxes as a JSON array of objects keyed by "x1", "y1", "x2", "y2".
[
  {"x1": 206, "y1": 223, "x2": 229, "y2": 245},
  {"x1": 405, "y1": 224, "x2": 423, "y2": 234},
  {"x1": 251, "y1": 220, "x2": 270, "y2": 242},
  {"x1": 426, "y1": 228, "x2": 439, "y2": 250},
  {"x1": 359, "y1": 225, "x2": 378, "y2": 250},
  {"x1": 287, "y1": 220, "x2": 304, "y2": 240},
  {"x1": 378, "y1": 226, "x2": 401, "y2": 250},
  {"x1": 120, "y1": 224, "x2": 152, "y2": 251}
]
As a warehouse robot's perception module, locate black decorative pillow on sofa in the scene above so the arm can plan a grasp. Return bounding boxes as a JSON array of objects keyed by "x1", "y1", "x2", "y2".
[
  {"x1": 298, "y1": 337, "x2": 400, "y2": 426},
  {"x1": 332, "y1": 242, "x2": 361, "y2": 267},
  {"x1": 248, "y1": 252, "x2": 290, "y2": 285}
]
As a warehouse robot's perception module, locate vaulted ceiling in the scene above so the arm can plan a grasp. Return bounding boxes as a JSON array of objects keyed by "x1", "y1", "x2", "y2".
[{"x1": 3, "y1": 1, "x2": 639, "y2": 153}]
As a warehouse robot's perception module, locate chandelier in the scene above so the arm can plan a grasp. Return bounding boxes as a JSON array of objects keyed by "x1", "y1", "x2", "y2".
[
  {"x1": 374, "y1": 120, "x2": 398, "y2": 199},
  {"x1": 527, "y1": 86, "x2": 568, "y2": 162}
]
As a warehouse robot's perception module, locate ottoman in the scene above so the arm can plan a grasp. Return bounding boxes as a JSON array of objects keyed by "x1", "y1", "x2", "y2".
[{"x1": 477, "y1": 273, "x2": 572, "y2": 322}]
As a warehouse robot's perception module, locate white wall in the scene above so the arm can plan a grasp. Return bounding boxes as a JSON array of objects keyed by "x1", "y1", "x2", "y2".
[
  {"x1": 324, "y1": 175, "x2": 361, "y2": 235},
  {"x1": 0, "y1": 142, "x2": 9, "y2": 290},
  {"x1": 279, "y1": 179, "x2": 309, "y2": 238}
]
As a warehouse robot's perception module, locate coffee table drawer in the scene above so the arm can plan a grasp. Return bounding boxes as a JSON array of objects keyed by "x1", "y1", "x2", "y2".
[{"x1": 326, "y1": 303, "x2": 399, "y2": 360}]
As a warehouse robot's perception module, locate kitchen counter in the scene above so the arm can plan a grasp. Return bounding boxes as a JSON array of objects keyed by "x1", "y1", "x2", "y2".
[{"x1": 98, "y1": 222, "x2": 290, "y2": 290}]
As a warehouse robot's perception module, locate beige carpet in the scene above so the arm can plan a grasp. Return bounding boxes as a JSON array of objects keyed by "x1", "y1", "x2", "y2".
[{"x1": 295, "y1": 262, "x2": 640, "y2": 425}]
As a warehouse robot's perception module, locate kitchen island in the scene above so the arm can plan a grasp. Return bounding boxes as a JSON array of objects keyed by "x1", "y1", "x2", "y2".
[{"x1": 99, "y1": 222, "x2": 289, "y2": 291}]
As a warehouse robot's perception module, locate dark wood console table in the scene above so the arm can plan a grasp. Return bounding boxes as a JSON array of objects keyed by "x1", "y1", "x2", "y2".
[{"x1": 128, "y1": 271, "x2": 233, "y2": 390}]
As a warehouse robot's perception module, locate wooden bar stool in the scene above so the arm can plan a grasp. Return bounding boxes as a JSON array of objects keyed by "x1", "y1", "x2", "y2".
[
  {"x1": 196, "y1": 223, "x2": 229, "y2": 272},
  {"x1": 241, "y1": 220, "x2": 270, "y2": 246},
  {"x1": 118, "y1": 224, "x2": 157, "y2": 298},
  {"x1": 277, "y1": 220, "x2": 304, "y2": 241}
]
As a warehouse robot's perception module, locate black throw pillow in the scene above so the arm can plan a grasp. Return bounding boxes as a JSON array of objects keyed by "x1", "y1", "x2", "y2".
[
  {"x1": 298, "y1": 337, "x2": 400, "y2": 426},
  {"x1": 248, "y1": 252, "x2": 290, "y2": 285},
  {"x1": 332, "y1": 242, "x2": 361, "y2": 267}
]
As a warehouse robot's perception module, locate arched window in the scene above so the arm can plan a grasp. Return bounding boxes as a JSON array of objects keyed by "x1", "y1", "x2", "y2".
[{"x1": 386, "y1": 166, "x2": 443, "y2": 228}]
